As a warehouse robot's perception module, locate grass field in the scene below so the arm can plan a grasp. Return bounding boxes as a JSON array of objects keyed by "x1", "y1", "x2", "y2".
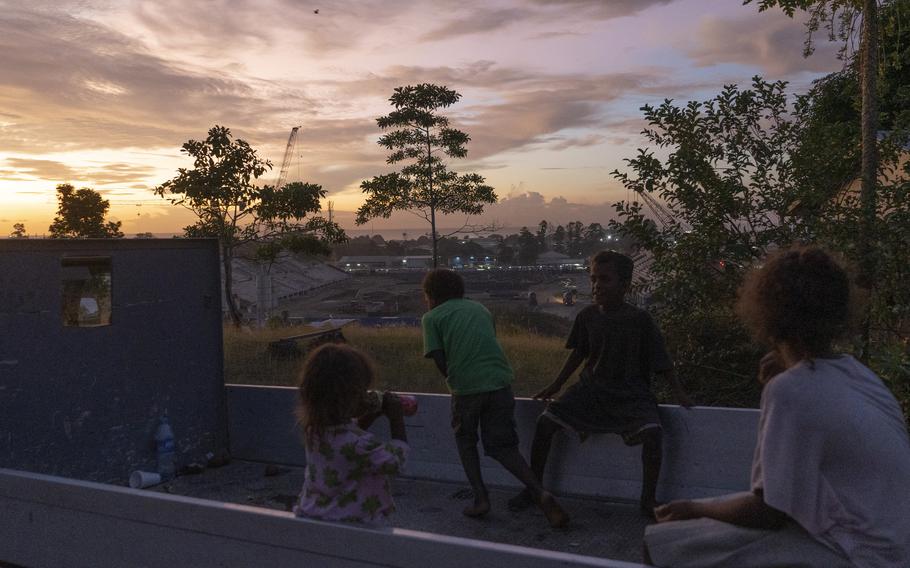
[{"x1": 223, "y1": 321, "x2": 569, "y2": 397}]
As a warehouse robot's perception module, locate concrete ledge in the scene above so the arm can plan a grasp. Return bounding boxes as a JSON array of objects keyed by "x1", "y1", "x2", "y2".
[
  {"x1": 0, "y1": 468, "x2": 644, "y2": 568},
  {"x1": 227, "y1": 385, "x2": 759, "y2": 502}
]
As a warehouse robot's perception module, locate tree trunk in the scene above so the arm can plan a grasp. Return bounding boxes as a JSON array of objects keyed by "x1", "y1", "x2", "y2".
[
  {"x1": 427, "y1": 129, "x2": 437, "y2": 269},
  {"x1": 859, "y1": 0, "x2": 879, "y2": 359},
  {"x1": 430, "y1": 205, "x2": 438, "y2": 268},
  {"x1": 222, "y1": 241, "x2": 243, "y2": 327}
]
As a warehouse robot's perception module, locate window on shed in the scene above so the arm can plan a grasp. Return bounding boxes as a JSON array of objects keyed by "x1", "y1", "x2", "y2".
[{"x1": 62, "y1": 257, "x2": 112, "y2": 327}]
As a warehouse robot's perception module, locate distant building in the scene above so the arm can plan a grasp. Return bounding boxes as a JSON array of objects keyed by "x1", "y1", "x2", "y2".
[
  {"x1": 228, "y1": 252, "x2": 350, "y2": 323},
  {"x1": 535, "y1": 251, "x2": 586, "y2": 270},
  {"x1": 448, "y1": 253, "x2": 496, "y2": 269},
  {"x1": 336, "y1": 255, "x2": 433, "y2": 272}
]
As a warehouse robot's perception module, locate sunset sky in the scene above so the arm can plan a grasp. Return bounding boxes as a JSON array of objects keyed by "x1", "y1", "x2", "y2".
[{"x1": 0, "y1": 0, "x2": 843, "y2": 238}]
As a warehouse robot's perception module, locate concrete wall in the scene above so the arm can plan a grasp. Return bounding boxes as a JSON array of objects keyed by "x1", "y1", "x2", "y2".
[
  {"x1": 227, "y1": 386, "x2": 759, "y2": 502},
  {"x1": 0, "y1": 468, "x2": 644, "y2": 568},
  {"x1": 0, "y1": 239, "x2": 228, "y2": 483}
]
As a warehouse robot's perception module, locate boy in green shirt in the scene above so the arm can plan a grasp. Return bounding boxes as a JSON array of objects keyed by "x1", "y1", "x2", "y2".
[{"x1": 422, "y1": 268, "x2": 568, "y2": 528}]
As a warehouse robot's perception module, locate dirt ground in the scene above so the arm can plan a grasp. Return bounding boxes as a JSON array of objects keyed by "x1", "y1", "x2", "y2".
[
  {"x1": 279, "y1": 270, "x2": 591, "y2": 322},
  {"x1": 152, "y1": 459, "x2": 651, "y2": 564}
]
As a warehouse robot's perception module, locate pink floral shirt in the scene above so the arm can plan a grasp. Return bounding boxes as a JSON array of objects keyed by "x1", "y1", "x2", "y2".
[{"x1": 293, "y1": 421, "x2": 408, "y2": 526}]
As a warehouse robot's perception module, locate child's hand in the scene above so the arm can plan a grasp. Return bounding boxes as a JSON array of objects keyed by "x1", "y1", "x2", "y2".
[
  {"x1": 758, "y1": 351, "x2": 785, "y2": 385},
  {"x1": 382, "y1": 391, "x2": 405, "y2": 420},
  {"x1": 654, "y1": 500, "x2": 702, "y2": 523},
  {"x1": 534, "y1": 381, "x2": 563, "y2": 400}
]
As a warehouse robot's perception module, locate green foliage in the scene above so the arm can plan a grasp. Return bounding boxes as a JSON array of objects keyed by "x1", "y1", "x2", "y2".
[
  {"x1": 610, "y1": 77, "x2": 824, "y2": 388},
  {"x1": 565, "y1": 221, "x2": 587, "y2": 257},
  {"x1": 608, "y1": 77, "x2": 819, "y2": 395},
  {"x1": 791, "y1": 76, "x2": 910, "y2": 345},
  {"x1": 356, "y1": 84, "x2": 497, "y2": 267},
  {"x1": 155, "y1": 125, "x2": 346, "y2": 325},
  {"x1": 552, "y1": 225, "x2": 567, "y2": 253},
  {"x1": 743, "y1": 0, "x2": 864, "y2": 58},
  {"x1": 156, "y1": 126, "x2": 343, "y2": 248},
  {"x1": 48, "y1": 184, "x2": 124, "y2": 238},
  {"x1": 611, "y1": 77, "x2": 801, "y2": 313},
  {"x1": 10, "y1": 223, "x2": 26, "y2": 238},
  {"x1": 785, "y1": 2, "x2": 910, "y2": 346},
  {"x1": 879, "y1": 1, "x2": 910, "y2": 133},
  {"x1": 517, "y1": 227, "x2": 540, "y2": 265},
  {"x1": 871, "y1": 342, "x2": 910, "y2": 420},
  {"x1": 611, "y1": 62, "x2": 909, "y2": 405}
]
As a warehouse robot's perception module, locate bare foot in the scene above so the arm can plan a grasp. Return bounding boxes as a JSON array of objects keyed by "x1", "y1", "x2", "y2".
[
  {"x1": 507, "y1": 489, "x2": 533, "y2": 511},
  {"x1": 462, "y1": 498, "x2": 491, "y2": 518},
  {"x1": 538, "y1": 491, "x2": 569, "y2": 528}
]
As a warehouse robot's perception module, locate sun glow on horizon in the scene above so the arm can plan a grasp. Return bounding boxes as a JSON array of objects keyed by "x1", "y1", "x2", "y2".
[{"x1": 0, "y1": 1, "x2": 841, "y2": 237}]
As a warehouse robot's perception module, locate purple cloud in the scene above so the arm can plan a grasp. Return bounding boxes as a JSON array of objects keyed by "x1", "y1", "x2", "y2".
[{"x1": 685, "y1": 12, "x2": 842, "y2": 75}]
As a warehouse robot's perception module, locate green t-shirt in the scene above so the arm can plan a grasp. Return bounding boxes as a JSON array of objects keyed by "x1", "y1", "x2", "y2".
[{"x1": 421, "y1": 298, "x2": 513, "y2": 395}]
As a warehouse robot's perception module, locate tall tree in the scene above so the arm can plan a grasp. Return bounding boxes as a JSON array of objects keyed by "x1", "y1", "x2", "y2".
[
  {"x1": 744, "y1": 0, "x2": 885, "y2": 334},
  {"x1": 155, "y1": 125, "x2": 346, "y2": 327},
  {"x1": 497, "y1": 244, "x2": 516, "y2": 266},
  {"x1": 786, "y1": 1, "x2": 910, "y2": 359},
  {"x1": 49, "y1": 184, "x2": 124, "y2": 238},
  {"x1": 566, "y1": 221, "x2": 585, "y2": 257},
  {"x1": 517, "y1": 226, "x2": 540, "y2": 265},
  {"x1": 10, "y1": 223, "x2": 27, "y2": 238},
  {"x1": 356, "y1": 84, "x2": 497, "y2": 267},
  {"x1": 552, "y1": 224, "x2": 567, "y2": 253},
  {"x1": 536, "y1": 220, "x2": 550, "y2": 252},
  {"x1": 582, "y1": 223, "x2": 607, "y2": 256}
]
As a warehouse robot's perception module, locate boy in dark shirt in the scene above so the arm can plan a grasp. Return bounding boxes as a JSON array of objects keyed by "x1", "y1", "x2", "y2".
[
  {"x1": 422, "y1": 268, "x2": 568, "y2": 527},
  {"x1": 509, "y1": 251, "x2": 693, "y2": 517}
]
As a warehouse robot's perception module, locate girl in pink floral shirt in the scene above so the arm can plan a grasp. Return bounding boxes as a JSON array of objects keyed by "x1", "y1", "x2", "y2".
[{"x1": 293, "y1": 343, "x2": 409, "y2": 526}]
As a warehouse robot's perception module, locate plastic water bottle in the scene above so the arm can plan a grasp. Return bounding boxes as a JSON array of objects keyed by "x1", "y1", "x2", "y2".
[{"x1": 155, "y1": 414, "x2": 176, "y2": 479}]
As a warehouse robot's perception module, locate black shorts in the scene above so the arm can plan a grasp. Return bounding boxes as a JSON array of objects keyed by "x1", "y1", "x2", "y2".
[
  {"x1": 450, "y1": 386, "x2": 520, "y2": 456},
  {"x1": 546, "y1": 380, "x2": 661, "y2": 445}
]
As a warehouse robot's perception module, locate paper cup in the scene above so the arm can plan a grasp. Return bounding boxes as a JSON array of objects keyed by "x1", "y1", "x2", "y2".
[{"x1": 129, "y1": 470, "x2": 162, "y2": 489}]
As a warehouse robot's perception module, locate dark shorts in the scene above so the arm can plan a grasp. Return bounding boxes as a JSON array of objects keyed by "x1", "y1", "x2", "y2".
[
  {"x1": 546, "y1": 380, "x2": 661, "y2": 445},
  {"x1": 451, "y1": 386, "x2": 520, "y2": 456}
]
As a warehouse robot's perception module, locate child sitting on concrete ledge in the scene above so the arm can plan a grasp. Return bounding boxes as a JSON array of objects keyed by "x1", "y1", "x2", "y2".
[
  {"x1": 645, "y1": 246, "x2": 910, "y2": 567},
  {"x1": 509, "y1": 250, "x2": 693, "y2": 518}
]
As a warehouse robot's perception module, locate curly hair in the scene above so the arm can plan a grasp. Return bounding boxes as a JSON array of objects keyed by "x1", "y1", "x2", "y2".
[
  {"x1": 422, "y1": 268, "x2": 465, "y2": 304},
  {"x1": 296, "y1": 343, "x2": 376, "y2": 444},
  {"x1": 736, "y1": 246, "x2": 853, "y2": 356},
  {"x1": 590, "y1": 250, "x2": 634, "y2": 282}
]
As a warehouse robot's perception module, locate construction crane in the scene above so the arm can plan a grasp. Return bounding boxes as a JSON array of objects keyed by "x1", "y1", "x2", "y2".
[
  {"x1": 626, "y1": 182, "x2": 678, "y2": 305},
  {"x1": 634, "y1": 180, "x2": 676, "y2": 229},
  {"x1": 274, "y1": 126, "x2": 301, "y2": 190}
]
